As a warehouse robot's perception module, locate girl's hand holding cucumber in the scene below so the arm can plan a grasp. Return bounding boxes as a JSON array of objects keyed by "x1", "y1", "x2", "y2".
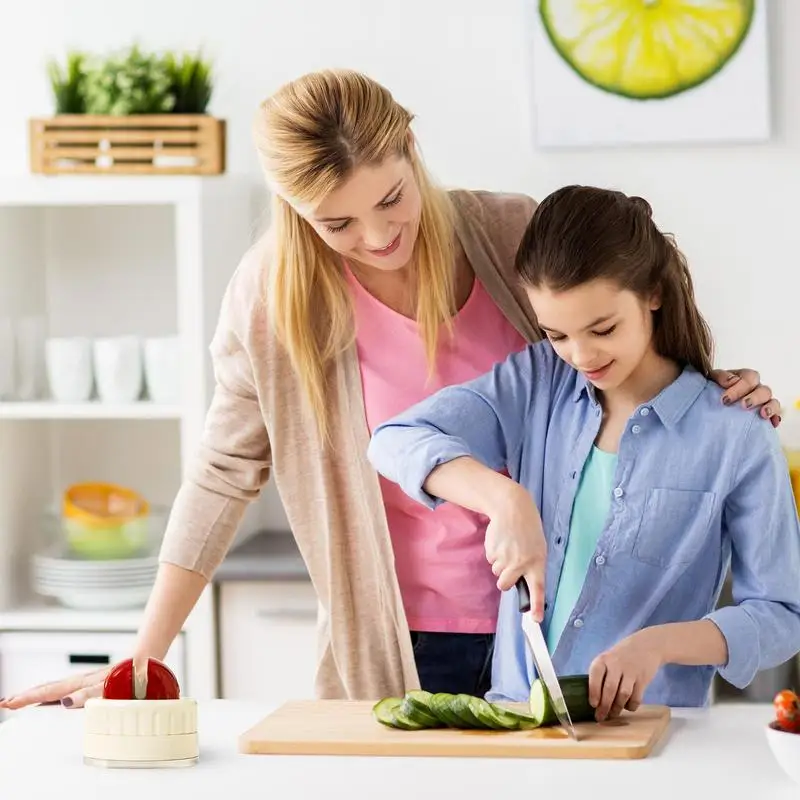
[{"x1": 589, "y1": 620, "x2": 729, "y2": 721}]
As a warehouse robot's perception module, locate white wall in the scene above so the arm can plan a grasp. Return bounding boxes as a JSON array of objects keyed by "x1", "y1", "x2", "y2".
[{"x1": 2, "y1": 0, "x2": 799, "y2": 529}]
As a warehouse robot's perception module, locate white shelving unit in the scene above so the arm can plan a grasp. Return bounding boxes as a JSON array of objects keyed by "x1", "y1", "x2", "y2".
[
  {"x1": 0, "y1": 174, "x2": 257, "y2": 701},
  {"x1": 0, "y1": 401, "x2": 183, "y2": 420}
]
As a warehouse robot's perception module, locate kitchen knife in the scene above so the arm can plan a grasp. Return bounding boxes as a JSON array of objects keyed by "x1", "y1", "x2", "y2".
[{"x1": 516, "y1": 576, "x2": 579, "y2": 741}]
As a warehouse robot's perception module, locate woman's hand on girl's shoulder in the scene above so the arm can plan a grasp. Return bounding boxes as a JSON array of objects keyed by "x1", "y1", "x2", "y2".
[{"x1": 709, "y1": 368, "x2": 782, "y2": 427}]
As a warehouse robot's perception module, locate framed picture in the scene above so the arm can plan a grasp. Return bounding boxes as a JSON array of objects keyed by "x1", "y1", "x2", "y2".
[{"x1": 529, "y1": 0, "x2": 771, "y2": 148}]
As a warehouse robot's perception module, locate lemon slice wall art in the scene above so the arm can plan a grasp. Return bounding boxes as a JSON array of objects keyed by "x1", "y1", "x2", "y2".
[{"x1": 529, "y1": 0, "x2": 771, "y2": 147}]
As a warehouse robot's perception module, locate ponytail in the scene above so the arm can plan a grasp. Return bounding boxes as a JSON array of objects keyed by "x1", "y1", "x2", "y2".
[{"x1": 653, "y1": 236, "x2": 714, "y2": 377}]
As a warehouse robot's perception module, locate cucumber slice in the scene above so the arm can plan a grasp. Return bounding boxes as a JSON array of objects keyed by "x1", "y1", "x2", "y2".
[
  {"x1": 391, "y1": 705, "x2": 428, "y2": 730},
  {"x1": 486, "y1": 702, "x2": 540, "y2": 730},
  {"x1": 372, "y1": 697, "x2": 404, "y2": 728},
  {"x1": 430, "y1": 693, "x2": 464, "y2": 727},
  {"x1": 467, "y1": 697, "x2": 515, "y2": 730},
  {"x1": 452, "y1": 694, "x2": 491, "y2": 729},
  {"x1": 372, "y1": 696, "x2": 428, "y2": 730},
  {"x1": 401, "y1": 690, "x2": 443, "y2": 727},
  {"x1": 529, "y1": 674, "x2": 595, "y2": 726}
]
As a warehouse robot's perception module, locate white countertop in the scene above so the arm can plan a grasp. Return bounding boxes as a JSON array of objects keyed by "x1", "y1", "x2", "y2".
[{"x1": 0, "y1": 700, "x2": 795, "y2": 799}]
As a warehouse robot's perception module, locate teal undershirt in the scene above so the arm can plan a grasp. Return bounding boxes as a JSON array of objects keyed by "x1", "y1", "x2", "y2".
[{"x1": 546, "y1": 445, "x2": 618, "y2": 653}]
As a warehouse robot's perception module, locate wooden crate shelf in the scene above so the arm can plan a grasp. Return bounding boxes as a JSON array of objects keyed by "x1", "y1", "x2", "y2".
[{"x1": 29, "y1": 115, "x2": 226, "y2": 176}]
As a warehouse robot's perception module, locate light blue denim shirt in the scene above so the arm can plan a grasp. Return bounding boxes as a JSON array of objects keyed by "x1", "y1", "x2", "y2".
[{"x1": 367, "y1": 341, "x2": 800, "y2": 707}]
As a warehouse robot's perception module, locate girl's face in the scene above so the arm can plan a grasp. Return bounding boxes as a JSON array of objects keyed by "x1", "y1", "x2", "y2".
[
  {"x1": 304, "y1": 155, "x2": 422, "y2": 273},
  {"x1": 527, "y1": 278, "x2": 661, "y2": 392}
]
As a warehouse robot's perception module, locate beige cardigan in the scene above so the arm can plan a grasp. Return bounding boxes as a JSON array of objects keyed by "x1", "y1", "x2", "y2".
[{"x1": 159, "y1": 188, "x2": 542, "y2": 700}]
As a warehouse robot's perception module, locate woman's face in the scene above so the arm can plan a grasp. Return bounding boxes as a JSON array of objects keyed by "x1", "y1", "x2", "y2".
[{"x1": 303, "y1": 155, "x2": 422, "y2": 272}]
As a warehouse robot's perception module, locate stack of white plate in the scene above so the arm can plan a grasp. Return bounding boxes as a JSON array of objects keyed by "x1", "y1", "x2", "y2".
[{"x1": 31, "y1": 547, "x2": 157, "y2": 610}]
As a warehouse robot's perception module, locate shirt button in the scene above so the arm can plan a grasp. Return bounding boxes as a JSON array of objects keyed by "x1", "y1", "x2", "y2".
[
  {"x1": 595, "y1": 555, "x2": 606, "y2": 566},
  {"x1": 573, "y1": 618, "x2": 584, "y2": 629},
  {"x1": 632, "y1": 424, "x2": 641, "y2": 434},
  {"x1": 613, "y1": 487, "x2": 624, "y2": 498},
  {"x1": 640, "y1": 407, "x2": 651, "y2": 416},
  {"x1": 571, "y1": 471, "x2": 577, "y2": 480},
  {"x1": 556, "y1": 536, "x2": 563, "y2": 546}
]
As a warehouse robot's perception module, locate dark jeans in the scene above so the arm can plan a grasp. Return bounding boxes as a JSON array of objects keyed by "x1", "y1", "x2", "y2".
[{"x1": 411, "y1": 631, "x2": 494, "y2": 697}]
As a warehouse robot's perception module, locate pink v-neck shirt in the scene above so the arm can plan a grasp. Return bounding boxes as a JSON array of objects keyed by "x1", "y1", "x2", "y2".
[{"x1": 347, "y1": 266, "x2": 527, "y2": 633}]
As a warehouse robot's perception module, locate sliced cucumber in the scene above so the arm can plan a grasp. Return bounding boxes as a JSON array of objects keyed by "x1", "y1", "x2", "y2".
[
  {"x1": 529, "y1": 674, "x2": 595, "y2": 726},
  {"x1": 429, "y1": 693, "x2": 465, "y2": 727},
  {"x1": 391, "y1": 706, "x2": 428, "y2": 730},
  {"x1": 468, "y1": 697, "x2": 518, "y2": 730},
  {"x1": 374, "y1": 679, "x2": 596, "y2": 732},
  {"x1": 372, "y1": 696, "x2": 427, "y2": 730},
  {"x1": 451, "y1": 694, "x2": 490, "y2": 728},
  {"x1": 372, "y1": 697, "x2": 403, "y2": 728},
  {"x1": 401, "y1": 690, "x2": 443, "y2": 727},
  {"x1": 487, "y1": 702, "x2": 541, "y2": 730}
]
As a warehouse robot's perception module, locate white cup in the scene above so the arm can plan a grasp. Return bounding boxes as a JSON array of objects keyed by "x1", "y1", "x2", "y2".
[
  {"x1": 46, "y1": 337, "x2": 94, "y2": 402},
  {"x1": 143, "y1": 336, "x2": 180, "y2": 404},
  {"x1": 93, "y1": 336, "x2": 143, "y2": 403}
]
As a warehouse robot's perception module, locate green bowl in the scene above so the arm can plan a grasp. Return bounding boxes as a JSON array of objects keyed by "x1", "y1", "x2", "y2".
[{"x1": 64, "y1": 516, "x2": 150, "y2": 560}]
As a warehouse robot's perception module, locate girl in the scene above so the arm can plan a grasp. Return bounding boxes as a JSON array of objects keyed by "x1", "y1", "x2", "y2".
[{"x1": 367, "y1": 185, "x2": 800, "y2": 719}]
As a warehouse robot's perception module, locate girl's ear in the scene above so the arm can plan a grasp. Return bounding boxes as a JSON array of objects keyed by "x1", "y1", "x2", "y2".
[{"x1": 649, "y1": 288, "x2": 663, "y2": 312}]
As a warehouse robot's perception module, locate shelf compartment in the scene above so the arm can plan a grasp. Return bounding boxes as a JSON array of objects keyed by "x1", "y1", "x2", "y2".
[
  {"x1": 0, "y1": 401, "x2": 182, "y2": 420},
  {"x1": 0, "y1": 400, "x2": 183, "y2": 420}
]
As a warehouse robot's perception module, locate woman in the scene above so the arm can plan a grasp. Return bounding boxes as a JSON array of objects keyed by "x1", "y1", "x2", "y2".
[
  {"x1": 367, "y1": 185, "x2": 800, "y2": 717},
  {"x1": 0, "y1": 70, "x2": 780, "y2": 710}
]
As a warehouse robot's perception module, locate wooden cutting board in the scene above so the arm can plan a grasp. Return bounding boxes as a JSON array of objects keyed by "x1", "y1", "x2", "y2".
[{"x1": 238, "y1": 700, "x2": 671, "y2": 760}]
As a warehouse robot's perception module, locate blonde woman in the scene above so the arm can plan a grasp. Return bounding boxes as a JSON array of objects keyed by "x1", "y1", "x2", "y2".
[{"x1": 1, "y1": 69, "x2": 780, "y2": 709}]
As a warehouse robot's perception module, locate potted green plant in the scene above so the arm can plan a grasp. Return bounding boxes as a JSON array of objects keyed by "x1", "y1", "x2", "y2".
[
  {"x1": 163, "y1": 50, "x2": 214, "y2": 114},
  {"x1": 30, "y1": 44, "x2": 225, "y2": 176},
  {"x1": 46, "y1": 51, "x2": 87, "y2": 114},
  {"x1": 82, "y1": 44, "x2": 175, "y2": 115}
]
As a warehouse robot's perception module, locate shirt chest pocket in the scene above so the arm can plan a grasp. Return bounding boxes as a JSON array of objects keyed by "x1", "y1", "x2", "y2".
[{"x1": 631, "y1": 488, "x2": 716, "y2": 569}]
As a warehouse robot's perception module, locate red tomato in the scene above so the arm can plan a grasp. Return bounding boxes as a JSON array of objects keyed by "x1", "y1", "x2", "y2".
[
  {"x1": 773, "y1": 689, "x2": 800, "y2": 732},
  {"x1": 103, "y1": 658, "x2": 181, "y2": 701},
  {"x1": 774, "y1": 689, "x2": 799, "y2": 717}
]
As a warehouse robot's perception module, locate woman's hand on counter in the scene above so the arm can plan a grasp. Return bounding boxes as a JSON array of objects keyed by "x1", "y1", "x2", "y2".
[{"x1": 0, "y1": 668, "x2": 109, "y2": 710}]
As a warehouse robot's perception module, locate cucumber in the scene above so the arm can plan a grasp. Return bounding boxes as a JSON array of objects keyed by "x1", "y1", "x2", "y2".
[
  {"x1": 401, "y1": 690, "x2": 443, "y2": 727},
  {"x1": 528, "y1": 674, "x2": 595, "y2": 726},
  {"x1": 429, "y1": 693, "x2": 465, "y2": 727},
  {"x1": 465, "y1": 696, "x2": 505, "y2": 730},
  {"x1": 373, "y1": 697, "x2": 403, "y2": 727},
  {"x1": 468, "y1": 697, "x2": 523, "y2": 730},
  {"x1": 372, "y1": 696, "x2": 426, "y2": 730},
  {"x1": 488, "y1": 703, "x2": 541, "y2": 730},
  {"x1": 374, "y1": 681, "x2": 596, "y2": 732},
  {"x1": 451, "y1": 694, "x2": 491, "y2": 728}
]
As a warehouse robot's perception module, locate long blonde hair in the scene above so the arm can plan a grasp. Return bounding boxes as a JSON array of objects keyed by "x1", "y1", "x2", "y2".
[{"x1": 253, "y1": 69, "x2": 456, "y2": 442}]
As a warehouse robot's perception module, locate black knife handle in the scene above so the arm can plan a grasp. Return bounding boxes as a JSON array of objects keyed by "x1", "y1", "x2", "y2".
[{"x1": 516, "y1": 576, "x2": 531, "y2": 614}]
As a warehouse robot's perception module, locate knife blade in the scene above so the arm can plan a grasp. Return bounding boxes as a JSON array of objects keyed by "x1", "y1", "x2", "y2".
[{"x1": 516, "y1": 576, "x2": 579, "y2": 741}]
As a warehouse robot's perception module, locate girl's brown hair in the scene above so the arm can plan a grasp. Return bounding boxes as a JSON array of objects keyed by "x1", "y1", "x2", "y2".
[{"x1": 515, "y1": 185, "x2": 714, "y2": 376}]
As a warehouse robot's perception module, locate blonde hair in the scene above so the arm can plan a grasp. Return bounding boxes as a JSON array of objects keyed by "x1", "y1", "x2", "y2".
[{"x1": 253, "y1": 69, "x2": 456, "y2": 443}]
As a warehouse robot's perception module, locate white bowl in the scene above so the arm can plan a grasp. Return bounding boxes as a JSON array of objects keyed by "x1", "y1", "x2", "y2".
[{"x1": 766, "y1": 721, "x2": 800, "y2": 784}]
